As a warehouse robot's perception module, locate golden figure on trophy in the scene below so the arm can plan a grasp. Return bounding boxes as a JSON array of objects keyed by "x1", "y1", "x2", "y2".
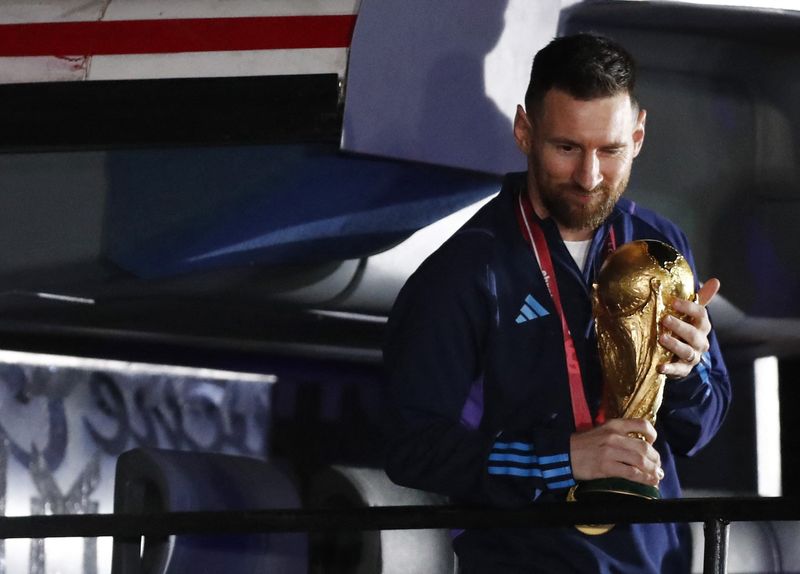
[{"x1": 567, "y1": 239, "x2": 696, "y2": 530}]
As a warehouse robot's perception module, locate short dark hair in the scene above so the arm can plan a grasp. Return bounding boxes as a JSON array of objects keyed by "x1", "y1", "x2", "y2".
[{"x1": 524, "y1": 33, "x2": 638, "y2": 114}]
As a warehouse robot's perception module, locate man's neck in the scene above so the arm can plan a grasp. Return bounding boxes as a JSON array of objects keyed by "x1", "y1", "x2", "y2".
[
  {"x1": 556, "y1": 224, "x2": 594, "y2": 242},
  {"x1": 526, "y1": 188, "x2": 596, "y2": 241}
]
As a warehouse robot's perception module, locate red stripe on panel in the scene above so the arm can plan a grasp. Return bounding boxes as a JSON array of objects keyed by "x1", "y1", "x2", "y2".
[{"x1": 0, "y1": 15, "x2": 357, "y2": 57}]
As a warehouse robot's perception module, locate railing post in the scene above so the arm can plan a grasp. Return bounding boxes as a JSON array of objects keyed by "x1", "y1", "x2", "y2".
[{"x1": 703, "y1": 518, "x2": 730, "y2": 574}]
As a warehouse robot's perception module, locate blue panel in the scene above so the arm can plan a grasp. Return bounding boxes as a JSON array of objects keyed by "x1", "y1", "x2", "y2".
[{"x1": 106, "y1": 144, "x2": 500, "y2": 278}]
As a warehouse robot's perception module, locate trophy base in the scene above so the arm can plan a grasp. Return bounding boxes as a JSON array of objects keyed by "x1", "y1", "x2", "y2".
[
  {"x1": 567, "y1": 479, "x2": 660, "y2": 535},
  {"x1": 575, "y1": 478, "x2": 661, "y2": 501}
]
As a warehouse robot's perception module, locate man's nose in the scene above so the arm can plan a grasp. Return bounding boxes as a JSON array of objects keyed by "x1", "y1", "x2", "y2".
[{"x1": 573, "y1": 151, "x2": 603, "y2": 191}]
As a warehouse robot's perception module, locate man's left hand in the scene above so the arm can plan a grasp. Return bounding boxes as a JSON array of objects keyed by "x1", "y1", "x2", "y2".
[{"x1": 658, "y1": 278, "x2": 720, "y2": 379}]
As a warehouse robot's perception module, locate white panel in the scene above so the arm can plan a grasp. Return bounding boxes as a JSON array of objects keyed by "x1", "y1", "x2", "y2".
[
  {"x1": 342, "y1": 0, "x2": 561, "y2": 175},
  {"x1": 0, "y1": 0, "x2": 108, "y2": 23},
  {"x1": 103, "y1": 0, "x2": 359, "y2": 20},
  {"x1": 88, "y1": 48, "x2": 348, "y2": 80},
  {"x1": 0, "y1": 56, "x2": 87, "y2": 83},
  {"x1": 754, "y1": 355, "x2": 781, "y2": 496}
]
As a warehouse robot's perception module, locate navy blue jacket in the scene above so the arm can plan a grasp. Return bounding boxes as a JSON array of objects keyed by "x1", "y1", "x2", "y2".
[{"x1": 384, "y1": 173, "x2": 731, "y2": 573}]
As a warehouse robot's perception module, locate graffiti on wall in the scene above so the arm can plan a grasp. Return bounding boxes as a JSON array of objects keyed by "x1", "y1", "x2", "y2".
[{"x1": 0, "y1": 359, "x2": 273, "y2": 574}]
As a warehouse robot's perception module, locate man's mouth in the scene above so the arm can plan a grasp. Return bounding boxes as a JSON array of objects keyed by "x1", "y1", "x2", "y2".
[{"x1": 563, "y1": 187, "x2": 600, "y2": 203}]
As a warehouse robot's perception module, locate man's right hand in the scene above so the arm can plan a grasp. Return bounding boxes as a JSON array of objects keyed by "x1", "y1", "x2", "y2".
[{"x1": 569, "y1": 418, "x2": 663, "y2": 486}]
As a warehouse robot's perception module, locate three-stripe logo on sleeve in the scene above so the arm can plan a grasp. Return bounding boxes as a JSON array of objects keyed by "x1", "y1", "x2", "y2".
[{"x1": 487, "y1": 441, "x2": 575, "y2": 490}]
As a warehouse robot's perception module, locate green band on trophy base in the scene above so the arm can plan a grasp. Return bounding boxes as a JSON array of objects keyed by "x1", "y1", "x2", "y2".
[
  {"x1": 575, "y1": 478, "x2": 660, "y2": 501},
  {"x1": 567, "y1": 479, "x2": 659, "y2": 535}
]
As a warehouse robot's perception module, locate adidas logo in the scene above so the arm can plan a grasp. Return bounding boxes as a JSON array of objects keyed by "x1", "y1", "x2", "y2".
[{"x1": 515, "y1": 294, "x2": 550, "y2": 324}]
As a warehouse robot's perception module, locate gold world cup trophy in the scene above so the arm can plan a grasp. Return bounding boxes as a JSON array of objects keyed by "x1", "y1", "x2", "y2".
[{"x1": 567, "y1": 240, "x2": 696, "y2": 534}]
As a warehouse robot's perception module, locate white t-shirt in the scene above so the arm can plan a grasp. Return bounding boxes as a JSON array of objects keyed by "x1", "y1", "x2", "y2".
[{"x1": 564, "y1": 239, "x2": 592, "y2": 272}]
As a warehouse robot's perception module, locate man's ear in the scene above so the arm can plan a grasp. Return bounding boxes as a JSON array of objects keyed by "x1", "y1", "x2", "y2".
[
  {"x1": 513, "y1": 105, "x2": 533, "y2": 155},
  {"x1": 632, "y1": 108, "x2": 646, "y2": 158}
]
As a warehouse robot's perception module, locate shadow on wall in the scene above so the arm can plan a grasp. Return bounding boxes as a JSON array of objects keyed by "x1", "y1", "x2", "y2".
[
  {"x1": 413, "y1": 0, "x2": 516, "y2": 173},
  {"x1": 343, "y1": 0, "x2": 530, "y2": 175},
  {"x1": 419, "y1": 47, "x2": 515, "y2": 175}
]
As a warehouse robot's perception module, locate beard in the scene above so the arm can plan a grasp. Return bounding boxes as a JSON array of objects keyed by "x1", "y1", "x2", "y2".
[{"x1": 532, "y1": 161, "x2": 628, "y2": 232}]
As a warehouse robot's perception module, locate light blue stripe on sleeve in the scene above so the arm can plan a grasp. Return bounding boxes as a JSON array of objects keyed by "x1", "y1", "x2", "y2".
[
  {"x1": 542, "y1": 466, "x2": 571, "y2": 479},
  {"x1": 488, "y1": 466, "x2": 543, "y2": 478},
  {"x1": 492, "y1": 441, "x2": 535, "y2": 452},
  {"x1": 697, "y1": 352, "x2": 711, "y2": 385},
  {"x1": 489, "y1": 453, "x2": 538, "y2": 465},
  {"x1": 538, "y1": 453, "x2": 569, "y2": 465},
  {"x1": 547, "y1": 478, "x2": 576, "y2": 489}
]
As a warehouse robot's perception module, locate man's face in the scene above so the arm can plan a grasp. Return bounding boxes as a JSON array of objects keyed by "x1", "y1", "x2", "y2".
[{"x1": 514, "y1": 89, "x2": 646, "y2": 237}]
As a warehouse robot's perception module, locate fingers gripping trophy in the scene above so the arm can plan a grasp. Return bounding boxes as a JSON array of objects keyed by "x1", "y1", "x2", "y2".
[{"x1": 571, "y1": 240, "x2": 696, "y2": 508}]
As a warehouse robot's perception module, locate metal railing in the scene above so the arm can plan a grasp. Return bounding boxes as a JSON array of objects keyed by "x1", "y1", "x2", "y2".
[{"x1": 0, "y1": 496, "x2": 798, "y2": 574}]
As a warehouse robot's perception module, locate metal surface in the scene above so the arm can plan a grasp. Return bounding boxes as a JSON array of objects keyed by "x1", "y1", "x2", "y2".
[
  {"x1": 0, "y1": 497, "x2": 796, "y2": 539},
  {"x1": 703, "y1": 518, "x2": 730, "y2": 574}
]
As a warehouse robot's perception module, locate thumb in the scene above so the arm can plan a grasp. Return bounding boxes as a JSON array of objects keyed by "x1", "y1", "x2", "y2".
[{"x1": 697, "y1": 278, "x2": 721, "y2": 307}]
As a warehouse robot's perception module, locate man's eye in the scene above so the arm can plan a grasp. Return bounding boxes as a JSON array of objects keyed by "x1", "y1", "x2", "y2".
[{"x1": 558, "y1": 145, "x2": 575, "y2": 153}]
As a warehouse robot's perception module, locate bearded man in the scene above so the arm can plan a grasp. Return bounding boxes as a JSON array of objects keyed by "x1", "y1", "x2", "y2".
[{"x1": 384, "y1": 33, "x2": 731, "y2": 573}]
